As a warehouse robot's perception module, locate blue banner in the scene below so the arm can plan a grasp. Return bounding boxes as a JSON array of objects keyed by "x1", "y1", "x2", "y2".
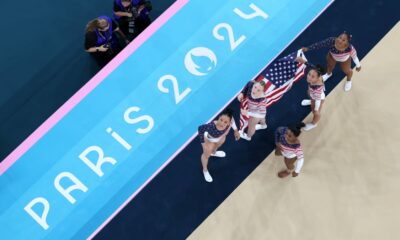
[{"x1": 0, "y1": 0, "x2": 332, "y2": 238}]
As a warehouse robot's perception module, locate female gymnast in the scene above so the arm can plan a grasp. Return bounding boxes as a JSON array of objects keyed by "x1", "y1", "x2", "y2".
[
  {"x1": 296, "y1": 57, "x2": 326, "y2": 131},
  {"x1": 237, "y1": 81, "x2": 268, "y2": 141},
  {"x1": 198, "y1": 109, "x2": 240, "y2": 182},
  {"x1": 301, "y1": 31, "x2": 361, "y2": 95},
  {"x1": 274, "y1": 123, "x2": 306, "y2": 178}
]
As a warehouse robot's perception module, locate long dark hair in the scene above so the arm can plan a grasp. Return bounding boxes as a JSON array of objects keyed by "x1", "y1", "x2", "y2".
[{"x1": 288, "y1": 122, "x2": 306, "y2": 137}]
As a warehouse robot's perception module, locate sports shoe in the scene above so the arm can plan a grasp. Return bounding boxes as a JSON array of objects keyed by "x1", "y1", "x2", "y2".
[
  {"x1": 301, "y1": 99, "x2": 311, "y2": 106},
  {"x1": 255, "y1": 124, "x2": 267, "y2": 130},
  {"x1": 203, "y1": 171, "x2": 213, "y2": 182},
  {"x1": 322, "y1": 73, "x2": 332, "y2": 82},
  {"x1": 303, "y1": 123, "x2": 317, "y2": 131},
  {"x1": 211, "y1": 151, "x2": 226, "y2": 158},
  {"x1": 239, "y1": 130, "x2": 251, "y2": 141},
  {"x1": 344, "y1": 81, "x2": 352, "y2": 91}
]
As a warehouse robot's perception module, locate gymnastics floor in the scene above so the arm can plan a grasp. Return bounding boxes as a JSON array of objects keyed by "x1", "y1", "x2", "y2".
[{"x1": 190, "y1": 22, "x2": 400, "y2": 240}]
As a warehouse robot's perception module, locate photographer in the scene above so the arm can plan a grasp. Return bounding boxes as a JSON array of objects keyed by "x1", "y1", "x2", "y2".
[
  {"x1": 113, "y1": 0, "x2": 138, "y2": 38},
  {"x1": 84, "y1": 16, "x2": 127, "y2": 67},
  {"x1": 114, "y1": 0, "x2": 152, "y2": 37},
  {"x1": 133, "y1": 0, "x2": 152, "y2": 34}
]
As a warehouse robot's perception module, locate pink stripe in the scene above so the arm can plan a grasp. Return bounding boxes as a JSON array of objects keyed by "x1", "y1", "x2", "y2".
[{"x1": 0, "y1": 0, "x2": 189, "y2": 176}]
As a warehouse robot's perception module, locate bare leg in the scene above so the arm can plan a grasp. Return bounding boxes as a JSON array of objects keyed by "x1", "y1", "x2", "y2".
[
  {"x1": 247, "y1": 117, "x2": 261, "y2": 138},
  {"x1": 341, "y1": 58, "x2": 353, "y2": 91},
  {"x1": 212, "y1": 136, "x2": 226, "y2": 154},
  {"x1": 311, "y1": 100, "x2": 324, "y2": 124},
  {"x1": 340, "y1": 58, "x2": 353, "y2": 82},
  {"x1": 201, "y1": 142, "x2": 214, "y2": 172},
  {"x1": 278, "y1": 157, "x2": 296, "y2": 178},
  {"x1": 275, "y1": 147, "x2": 282, "y2": 156},
  {"x1": 326, "y1": 52, "x2": 337, "y2": 75}
]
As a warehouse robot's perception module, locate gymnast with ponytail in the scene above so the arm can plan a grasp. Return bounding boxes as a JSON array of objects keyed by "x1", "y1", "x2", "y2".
[
  {"x1": 296, "y1": 57, "x2": 326, "y2": 131},
  {"x1": 274, "y1": 123, "x2": 306, "y2": 178}
]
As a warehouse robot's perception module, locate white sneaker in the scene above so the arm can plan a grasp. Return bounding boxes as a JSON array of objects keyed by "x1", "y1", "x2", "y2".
[
  {"x1": 301, "y1": 99, "x2": 311, "y2": 106},
  {"x1": 203, "y1": 171, "x2": 213, "y2": 182},
  {"x1": 255, "y1": 124, "x2": 267, "y2": 130},
  {"x1": 344, "y1": 81, "x2": 352, "y2": 91},
  {"x1": 239, "y1": 130, "x2": 251, "y2": 141},
  {"x1": 211, "y1": 151, "x2": 226, "y2": 158},
  {"x1": 303, "y1": 123, "x2": 317, "y2": 131},
  {"x1": 322, "y1": 73, "x2": 332, "y2": 82}
]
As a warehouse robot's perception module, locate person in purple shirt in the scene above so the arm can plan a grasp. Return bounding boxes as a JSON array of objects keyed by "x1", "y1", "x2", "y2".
[
  {"x1": 113, "y1": 0, "x2": 152, "y2": 38},
  {"x1": 84, "y1": 16, "x2": 127, "y2": 67},
  {"x1": 113, "y1": 0, "x2": 138, "y2": 37},
  {"x1": 132, "y1": 0, "x2": 152, "y2": 34},
  {"x1": 114, "y1": 0, "x2": 152, "y2": 36},
  {"x1": 198, "y1": 109, "x2": 240, "y2": 182}
]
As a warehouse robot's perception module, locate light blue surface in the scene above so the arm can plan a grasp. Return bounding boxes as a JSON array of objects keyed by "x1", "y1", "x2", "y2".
[{"x1": 0, "y1": 0, "x2": 332, "y2": 238}]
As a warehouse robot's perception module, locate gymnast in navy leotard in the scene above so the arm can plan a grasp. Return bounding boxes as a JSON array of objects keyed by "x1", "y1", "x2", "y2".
[
  {"x1": 302, "y1": 31, "x2": 362, "y2": 91},
  {"x1": 198, "y1": 109, "x2": 240, "y2": 183}
]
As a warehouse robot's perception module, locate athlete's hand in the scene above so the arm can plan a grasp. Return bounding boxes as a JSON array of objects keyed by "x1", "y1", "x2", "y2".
[
  {"x1": 237, "y1": 93, "x2": 244, "y2": 102},
  {"x1": 301, "y1": 47, "x2": 309, "y2": 52},
  {"x1": 292, "y1": 172, "x2": 299, "y2": 177},
  {"x1": 274, "y1": 143, "x2": 283, "y2": 156},
  {"x1": 355, "y1": 66, "x2": 362, "y2": 72},
  {"x1": 234, "y1": 130, "x2": 240, "y2": 141},
  {"x1": 276, "y1": 143, "x2": 283, "y2": 150},
  {"x1": 295, "y1": 56, "x2": 306, "y2": 64}
]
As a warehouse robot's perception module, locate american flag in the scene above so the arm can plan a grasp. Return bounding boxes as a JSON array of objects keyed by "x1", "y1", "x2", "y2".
[{"x1": 240, "y1": 50, "x2": 307, "y2": 130}]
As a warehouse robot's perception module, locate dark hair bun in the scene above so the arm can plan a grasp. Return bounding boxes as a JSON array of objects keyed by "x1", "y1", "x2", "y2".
[
  {"x1": 220, "y1": 108, "x2": 233, "y2": 119},
  {"x1": 288, "y1": 122, "x2": 305, "y2": 137},
  {"x1": 315, "y1": 64, "x2": 326, "y2": 75},
  {"x1": 343, "y1": 31, "x2": 352, "y2": 42},
  {"x1": 296, "y1": 122, "x2": 306, "y2": 129}
]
